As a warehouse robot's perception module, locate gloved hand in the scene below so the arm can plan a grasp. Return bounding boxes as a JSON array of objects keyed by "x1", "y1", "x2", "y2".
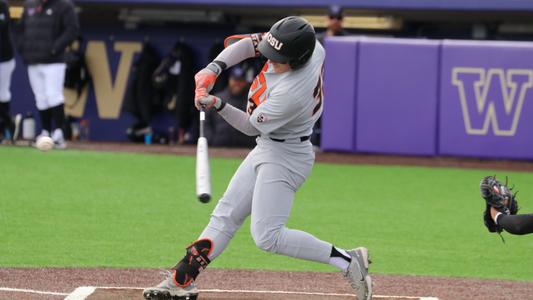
[
  {"x1": 480, "y1": 176, "x2": 518, "y2": 215},
  {"x1": 483, "y1": 204, "x2": 502, "y2": 233},
  {"x1": 194, "y1": 63, "x2": 221, "y2": 107},
  {"x1": 195, "y1": 94, "x2": 223, "y2": 111},
  {"x1": 194, "y1": 68, "x2": 217, "y2": 93},
  {"x1": 479, "y1": 175, "x2": 519, "y2": 234}
]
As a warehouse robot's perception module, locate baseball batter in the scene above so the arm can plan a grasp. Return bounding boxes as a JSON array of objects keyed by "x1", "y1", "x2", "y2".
[{"x1": 144, "y1": 17, "x2": 372, "y2": 300}]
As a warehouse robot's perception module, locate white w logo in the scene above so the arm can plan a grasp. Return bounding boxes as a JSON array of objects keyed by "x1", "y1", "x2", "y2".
[{"x1": 452, "y1": 67, "x2": 533, "y2": 136}]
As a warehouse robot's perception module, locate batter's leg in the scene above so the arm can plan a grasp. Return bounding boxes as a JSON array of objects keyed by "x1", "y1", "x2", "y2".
[
  {"x1": 250, "y1": 163, "x2": 332, "y2": 263},
  {"x1": 197, "y1": 150, "x2": 256, "y2": 260},
  {"x1": 249, "y1": 163, "x2": 372, "y2": 300},
  {"x1": 144, "y1": 151, "x2": 257, "y2": 299}
]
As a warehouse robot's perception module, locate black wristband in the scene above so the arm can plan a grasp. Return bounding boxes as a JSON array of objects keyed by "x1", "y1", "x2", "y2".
[
  {"x1": 216, "y1": 100, "x2": 226, "y2": 112},
  {"x1": 213, "y1": 60, "x2": 227, "y2": 71},
  {"x1": 206, "y1": 61, "x2": 227, "y2": 76}
]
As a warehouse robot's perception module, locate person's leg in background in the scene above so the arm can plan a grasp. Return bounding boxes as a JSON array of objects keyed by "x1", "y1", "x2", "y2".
[
  {"x1": 0, "y1": 59, "x2": 16, "y2": 140},
  {"x1": 28, "y1": 64, "x2": 52, "y2": 138},
  {"x1": 0, "y1": 101, "x2": 11, "y2": 139},
  {"x1": 176, "y1": 91, "x2": 195, "y2": 145},
  {"x1": 43, "y1": 63, "x2": 67, "y2": 148},
  {"x1": 175, "y1": 47, "x2": 195, "y2": 145}
]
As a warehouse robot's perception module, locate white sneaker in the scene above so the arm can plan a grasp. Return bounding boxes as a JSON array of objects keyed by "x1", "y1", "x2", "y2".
[
  {"x1": 344, "y1": 247, "x2": 373, "y2": 300},
  {"x1": 36, "y1": 130, "x2": 50, "y2": 139},
  {"x1": 51, "y1": 129, "x2": 67, "y2": 149}
]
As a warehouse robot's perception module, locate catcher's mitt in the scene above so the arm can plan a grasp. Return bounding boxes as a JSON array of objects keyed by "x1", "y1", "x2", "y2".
[{"x1": 480, "y1": 176, "x2": 519, "y2": 234}]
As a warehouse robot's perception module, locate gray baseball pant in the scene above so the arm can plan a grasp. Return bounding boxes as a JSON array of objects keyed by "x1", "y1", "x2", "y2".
[{"x1": 198, "y1": 138, "x2": 332, "y2": 264}]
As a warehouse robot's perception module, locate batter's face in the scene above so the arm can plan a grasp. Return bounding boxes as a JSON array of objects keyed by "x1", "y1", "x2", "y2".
[{"x1": 270, "y1": 60, "x2": 291, "y2": 73}]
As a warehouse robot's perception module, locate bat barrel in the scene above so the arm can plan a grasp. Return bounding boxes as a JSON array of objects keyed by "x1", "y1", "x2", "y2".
[
  {"x1": 196, "y1": 107, "x2": 211, "y2": 203},
  {"x1": 196, "y1": 136, "x2": 211, "y2": 202}
]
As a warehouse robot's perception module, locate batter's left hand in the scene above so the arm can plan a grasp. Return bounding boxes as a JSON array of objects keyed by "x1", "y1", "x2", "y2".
[
  {"x1": 196, "y1": 94, "x2": 222, "y2": 111},
  {"x1": 194, "y1": 68, "x2": 217, "y2": 99}
]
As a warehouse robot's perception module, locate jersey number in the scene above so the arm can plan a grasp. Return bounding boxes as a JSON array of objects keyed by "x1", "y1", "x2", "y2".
[
  {"x1": 312, "y1": 65, "x2": 325, "y2": 116},
  {"x1": 248, "y1": 64, "x2": 268, "y2": 114}
]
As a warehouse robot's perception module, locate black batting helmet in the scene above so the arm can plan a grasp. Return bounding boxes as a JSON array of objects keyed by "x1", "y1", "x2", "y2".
[{"x1": 258, "y1": 16, "x2": 316, "y2": 69}]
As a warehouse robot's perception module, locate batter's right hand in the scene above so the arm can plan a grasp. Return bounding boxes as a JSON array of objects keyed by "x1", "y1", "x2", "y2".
[
  {"x1": 195, "y1": 94, "x2": 222, "y2": 111},
  {"x1": 194, "y1": 68, "x2": 217, "y2": 100}
]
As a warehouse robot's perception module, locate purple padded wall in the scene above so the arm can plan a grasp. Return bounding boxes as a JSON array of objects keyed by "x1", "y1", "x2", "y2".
[
  {"x1": 355, "y1": 38, "x2": 440, "y2": 156},
  {"x1": 439, "y1": 40, "x2": 533, "y2": 159},
  {"x1": 321, "y1": 37, "x2": 360, "y2": 152}
]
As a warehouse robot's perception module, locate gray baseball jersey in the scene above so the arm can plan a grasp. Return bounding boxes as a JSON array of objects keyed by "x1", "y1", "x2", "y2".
[{"x1": 247, "y1": 42, "x2": 325, "y2": 140}]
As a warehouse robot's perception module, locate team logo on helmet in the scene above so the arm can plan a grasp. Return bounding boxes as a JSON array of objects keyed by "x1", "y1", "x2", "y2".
[{"x1": 265, "y1": 32, "x2": 284, "y2": 51}]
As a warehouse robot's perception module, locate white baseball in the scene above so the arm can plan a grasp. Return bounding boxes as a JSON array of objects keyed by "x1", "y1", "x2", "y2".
[{"x1": 36, "y1": 136, "x2": 54, "y2": 152}]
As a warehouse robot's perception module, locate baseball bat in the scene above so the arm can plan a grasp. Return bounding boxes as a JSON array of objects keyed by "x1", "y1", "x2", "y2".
[{"x1": 196, "y1": 107, "x2": 212, "y2": 203}]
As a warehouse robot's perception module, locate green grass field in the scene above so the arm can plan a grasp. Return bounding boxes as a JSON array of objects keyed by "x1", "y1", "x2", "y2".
[{"x1": 1, "y1": 147, "x2": 532, "y2": 281}]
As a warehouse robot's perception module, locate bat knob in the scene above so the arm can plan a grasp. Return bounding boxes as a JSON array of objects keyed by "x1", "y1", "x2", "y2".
[{"x1": 198, "y1": 194, "x2": 211, "y2": 203}]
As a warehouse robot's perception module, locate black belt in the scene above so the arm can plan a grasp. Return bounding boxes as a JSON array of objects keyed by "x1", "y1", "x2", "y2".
[{"x1": 270, "y1": 136, "x2": 311, "y2": 143}]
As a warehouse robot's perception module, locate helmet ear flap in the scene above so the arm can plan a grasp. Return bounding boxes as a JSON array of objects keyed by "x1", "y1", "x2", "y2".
[{"x1": 289, "y1": 48, "x2": 313, "y2": 69}]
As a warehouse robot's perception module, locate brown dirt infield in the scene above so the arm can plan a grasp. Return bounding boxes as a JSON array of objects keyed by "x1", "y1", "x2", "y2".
[{"x1": 1, "y1": 268, "x2": 533, "y2": 300}]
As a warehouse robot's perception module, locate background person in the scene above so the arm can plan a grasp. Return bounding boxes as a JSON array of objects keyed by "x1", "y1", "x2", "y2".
[
  {"x1": 18, "y1": 0, "x2": 79, "y2": 148},
  {"x1": 313, "y1": 5, "x2": 350, "y2": 147},
  {"x1": 204, "y1": 65, "x2": 256, "y2": 148},
  {"x1": 0, "y1": 0, "x2": 15, "y2": 142},
  {"x1": 480, "y1": 176, "x2": 533, "y2": 236},
  {"x1": 316, "y1": 5, "x2": 349, "y2": 44},
  {"x1": 491, "y1": 208, "x2": 533, "y2": 235}
]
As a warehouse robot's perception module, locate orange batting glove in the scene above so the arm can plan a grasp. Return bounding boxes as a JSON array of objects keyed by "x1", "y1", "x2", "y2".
[
  {"x1": 196, "y1": 94, "x2": 223, "y2": 111},
  {"x1": 195, "y1": 68, "x2": 216, "y2": 92},
  {"x1": 194, "y1": 87, "x2": 208, "y2": 110},
  {"x1": 195, "y1": 61, "x2": 226, "y2": 110}
]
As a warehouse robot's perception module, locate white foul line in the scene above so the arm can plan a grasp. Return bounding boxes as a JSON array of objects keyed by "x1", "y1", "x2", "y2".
[
  {"x1": 0, "y1": 287, "x2": 68, "y2": 296},
  {"x1": 201, "y1": 288, "x2": 433, "y2": 299},
  {"x1": 62, "y1": 286, "x2": 439, "y2": 300}
]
